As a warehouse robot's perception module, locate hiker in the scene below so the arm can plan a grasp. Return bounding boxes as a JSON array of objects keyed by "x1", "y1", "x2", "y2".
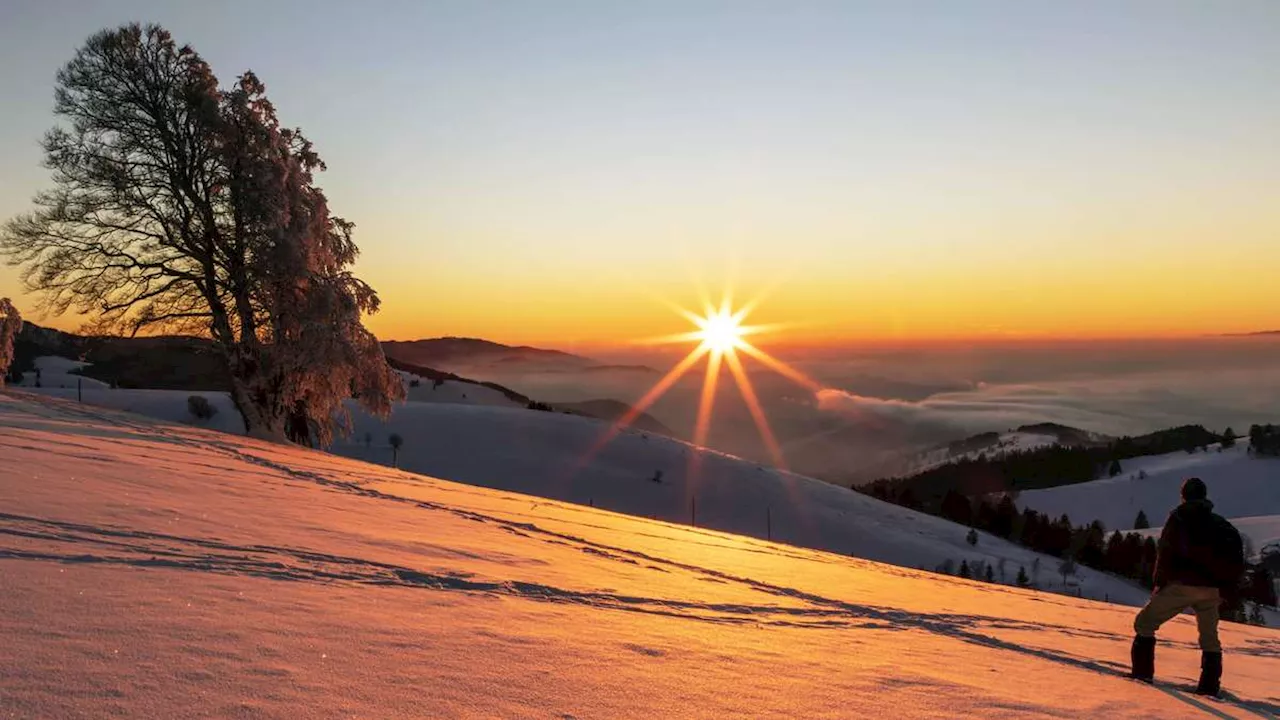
[{"x1": 1130, "y1": 477, "x2": 1245, "y2": 696}]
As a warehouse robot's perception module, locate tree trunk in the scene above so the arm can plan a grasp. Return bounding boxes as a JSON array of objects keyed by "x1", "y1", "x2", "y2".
[
  {"x1": 228, "y1": 377, "x2": 285, "y2": 440},
  {"x1": 225, "y1": 350, "x2": 286, "y2": 441}
]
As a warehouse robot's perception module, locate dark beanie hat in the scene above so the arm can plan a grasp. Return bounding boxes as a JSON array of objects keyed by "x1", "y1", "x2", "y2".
[{"x1": 1182, "y1": 477, "x2": 1208, "y2": 501}]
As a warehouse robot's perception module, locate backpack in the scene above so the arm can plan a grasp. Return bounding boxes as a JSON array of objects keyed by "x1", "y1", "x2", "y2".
[{"x1": 1209, "y1": 516, "x2": 1246, "y2": 591}]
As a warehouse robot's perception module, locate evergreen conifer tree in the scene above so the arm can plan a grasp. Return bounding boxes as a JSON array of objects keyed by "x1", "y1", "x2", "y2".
[{"x1": 1134, "y1": 510, "x2": 1150, "y2": 530}]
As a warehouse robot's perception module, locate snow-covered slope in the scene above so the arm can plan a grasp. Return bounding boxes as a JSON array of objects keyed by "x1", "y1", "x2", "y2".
[
  {"x1": 11, "y1": 355, "x2": 111, "y2": 390},
  {"x1": 1017, "y1": 444, "x2": 1280, "y2": 542},
  {"x1": 1, "y1": 391, "x2": 1277, "y2": 718},
  {"x1": 28, "y1": 385, "x2": 1152, "y2": 606},
  {"x1": 1231, "y1": 516, "x2": 1280, "y2": 558},
  {"x1": 398, "y1": 369, "x2": 523, "y2": 407},
  {"x1": 906, "y1": 430, "x2": 1062, "y2": 475}
]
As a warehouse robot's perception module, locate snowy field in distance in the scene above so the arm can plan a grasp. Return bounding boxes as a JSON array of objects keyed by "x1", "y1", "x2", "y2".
[
  {"x1": 2, "y1": 390, "x2": 1277, "y2": 719},
  {"x1": 11, "y1": 355, "x2": 111, "y2": 390},
  {"x1": 1018, "y1": 443, "x2": 1280, "y2": 552}
]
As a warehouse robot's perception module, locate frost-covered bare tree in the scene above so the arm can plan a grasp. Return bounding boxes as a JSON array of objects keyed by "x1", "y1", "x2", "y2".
[
  {"x1": 0, "y1": 24, "x2": 403, "y2": 442},
  {"x1": 0, "y1": 298, "x2": 21, "y2": 385}
]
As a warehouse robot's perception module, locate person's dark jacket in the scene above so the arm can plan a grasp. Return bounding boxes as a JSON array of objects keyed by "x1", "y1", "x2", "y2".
[{"x1": 1153, "y1": 499, "x2": 1245, "y2": 591}]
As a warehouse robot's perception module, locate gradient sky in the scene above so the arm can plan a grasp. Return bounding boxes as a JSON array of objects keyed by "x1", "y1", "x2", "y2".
[{"x1": 2, "y1": 0, "x2": 1278, "y2": 347}]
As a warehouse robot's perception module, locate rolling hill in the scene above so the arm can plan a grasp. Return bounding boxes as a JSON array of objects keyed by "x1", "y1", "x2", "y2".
[
  {"x1": 381, "y1": 336, "x2": 594, "y2": 371},
  {"x1": 23, "y1": 379, "x2": 1155, "y2": 606},
  {"x1": 1, "y1": 390, "x2": 1277, "y2": 718},
  {"x1": 1017, "y1": 442, "x2": 1280, "y2": 558}
]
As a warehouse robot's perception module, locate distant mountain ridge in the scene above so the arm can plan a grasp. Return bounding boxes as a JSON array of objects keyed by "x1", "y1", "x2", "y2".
[
  {"x1": 381, "y1": 336, "x2": 659, "y2": 375},
  {"x1": 381, "y1": 337, "x2": 591, "y2": 368},
  {"x1": 553, "y1": 399, "x2": 675, "y2": 437},
  {"x1": 8, "y1": 322, "x2": 679, "y2": 441}
]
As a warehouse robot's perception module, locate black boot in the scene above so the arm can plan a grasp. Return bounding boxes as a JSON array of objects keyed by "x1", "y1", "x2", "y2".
[
  {"x1": 1196, "y1": 651, "x2": 1222, "y2": 696},
  {"x1": 1130, "y1": 636, "x2": 1156, "y2": 682}
]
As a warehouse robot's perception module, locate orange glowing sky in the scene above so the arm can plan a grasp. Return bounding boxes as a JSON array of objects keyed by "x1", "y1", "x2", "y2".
[{"x1": 2, "y1": 3, "x2": 1279, "y2": 346}]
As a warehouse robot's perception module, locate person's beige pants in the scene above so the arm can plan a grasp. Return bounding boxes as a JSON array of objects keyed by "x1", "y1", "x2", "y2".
[{"x1": 1134, "y1": 583, "x2": 1221, "y2": 652}]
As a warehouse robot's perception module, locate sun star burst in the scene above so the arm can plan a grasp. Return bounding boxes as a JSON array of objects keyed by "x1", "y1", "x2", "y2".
[
  {"x1": 695, "y1": 307, "x2": 747, "y2": 353},
  {"x1": 579, "y1": 286, "x2": 823, "y2": 477}
]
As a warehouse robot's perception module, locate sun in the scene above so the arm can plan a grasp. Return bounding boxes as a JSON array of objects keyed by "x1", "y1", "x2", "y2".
[
  {"x1": 575, "y1": 285, "x2": 824, "y2": 477},
  {"x1": 695, "y1": 308, "x2": 746, "y2": 353}
]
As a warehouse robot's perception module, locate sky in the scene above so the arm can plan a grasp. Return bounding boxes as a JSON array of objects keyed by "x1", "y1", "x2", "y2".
[{"x1": 1, "y1": 0, "x2": 1279, "y2": 348}]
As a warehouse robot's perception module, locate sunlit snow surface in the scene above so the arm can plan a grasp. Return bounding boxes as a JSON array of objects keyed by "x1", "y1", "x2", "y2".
[
  {"x1": 1, "y1": 392, "x2": 1277, "y2": 718},
  {"x1": 26, "y1": 382, "x2": 1153, "y2": 605}
]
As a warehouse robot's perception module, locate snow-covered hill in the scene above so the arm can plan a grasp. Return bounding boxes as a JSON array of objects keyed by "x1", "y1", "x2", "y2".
[
  {"x1": 1, "y1": 391, "x2": 1277, "y2": 718},
  {"x1": 399, "y1": 369, "x2": 524, "y2": 407},
  {"x1": 906, "y1": 430, "x2": 1061, "y2": 475},
  {"x1": 11, "y1": 355, "x2": 111, "y2": 391},
  {"x1": 1017, "y1": 443, "x2": 1280, "y2": 553},
  {"x1": 892, "y1": 423, "x2": 1113, "y2": 478},
  {"x1": 28, "y1": 384, "x2": 1153, "y2": 606},
  {"x1": 1232, "y1": 516, "x2": 1280, "y2": 559}
]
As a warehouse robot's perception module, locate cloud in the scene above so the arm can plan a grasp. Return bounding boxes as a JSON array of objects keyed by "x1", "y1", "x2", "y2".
[
  {"x1": 816, "y1": 385, "x2": 1105, "y2": 436},
  {"x1": 816, "y1": 366, "x2": 1280, "y2": 438}
]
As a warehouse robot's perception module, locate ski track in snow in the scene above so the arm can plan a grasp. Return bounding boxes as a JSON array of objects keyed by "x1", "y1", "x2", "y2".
[{"x1": 3, "y1": 391, "x2": 1278, "y2": 719}]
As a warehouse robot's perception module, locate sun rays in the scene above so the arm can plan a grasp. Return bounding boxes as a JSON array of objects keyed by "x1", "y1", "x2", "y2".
[{"x1": 582, "y1": 285, "x2": 822, "y2": 475}]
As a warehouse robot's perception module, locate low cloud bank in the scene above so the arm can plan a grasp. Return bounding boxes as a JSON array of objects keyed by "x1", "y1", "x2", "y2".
[{"x1": 816, "y1": 367, "x2": 1280, "y2": 439}]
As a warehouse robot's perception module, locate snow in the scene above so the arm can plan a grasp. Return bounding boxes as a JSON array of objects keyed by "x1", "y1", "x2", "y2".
[
  {"x1": 28, "y1": 384, "x2": 1152, "y2": 606},
  {"x1": 398, "y1": 370, "x2": 522, "y2": 408},
  {"x1": 908, "y1": 431, "x2": 1060, "y2": 474},
  {"x1": 1, "y1": 390, "x2": 1277, "y2": 718},
  {"x1": 1017, "y1": 444, "x2": 1280, "y2": 537},
  {"x1": 11, "y1": 355, "x2": 111, "y2": 390},
  {"x1": 1230, "y1": 516, "x2": 1280, "y2": 557}
]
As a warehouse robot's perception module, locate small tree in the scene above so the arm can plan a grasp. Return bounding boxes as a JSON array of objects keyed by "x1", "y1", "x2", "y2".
[
  {"x1": 984, "y1": 564, "x2": 994, "y2": 583},
  {"x1": 1246, "y1": 566, "x2": 1277, "y2": 608},
  {"x1": 966, "y1": 528, "x2": 979, "y2": 546},
  {"x1": 1134, "y1": 510, "x2": 1150, "y2": 530},
  {"x1": 959, "y1": 560, "x2": 972, "y2": 579},
  {"x1": 1059, "y1": 556, "x2": 1077, "y2": 586},
  {"x1": 1108, "y1": 459, "x2": 1123, "y2": 477},
  {"x1": 187, "y1": 395, "x2": 217, "y2": 421},
  {"x1": 1016, "y1": 566, "x2": 1030, "y2": 587},
  {"x1": 363, "y1": 431, "x2": 373, "y2": 450},
  {"x1": 1222, "y1": 428, "x2": 1236, "y2": 449},
  {"x1": 0, "y1": 298, "x2": 20, "y2": 385},
  {"x1": 389, "y1": 432, "x2": 404, "y2": 467}
]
